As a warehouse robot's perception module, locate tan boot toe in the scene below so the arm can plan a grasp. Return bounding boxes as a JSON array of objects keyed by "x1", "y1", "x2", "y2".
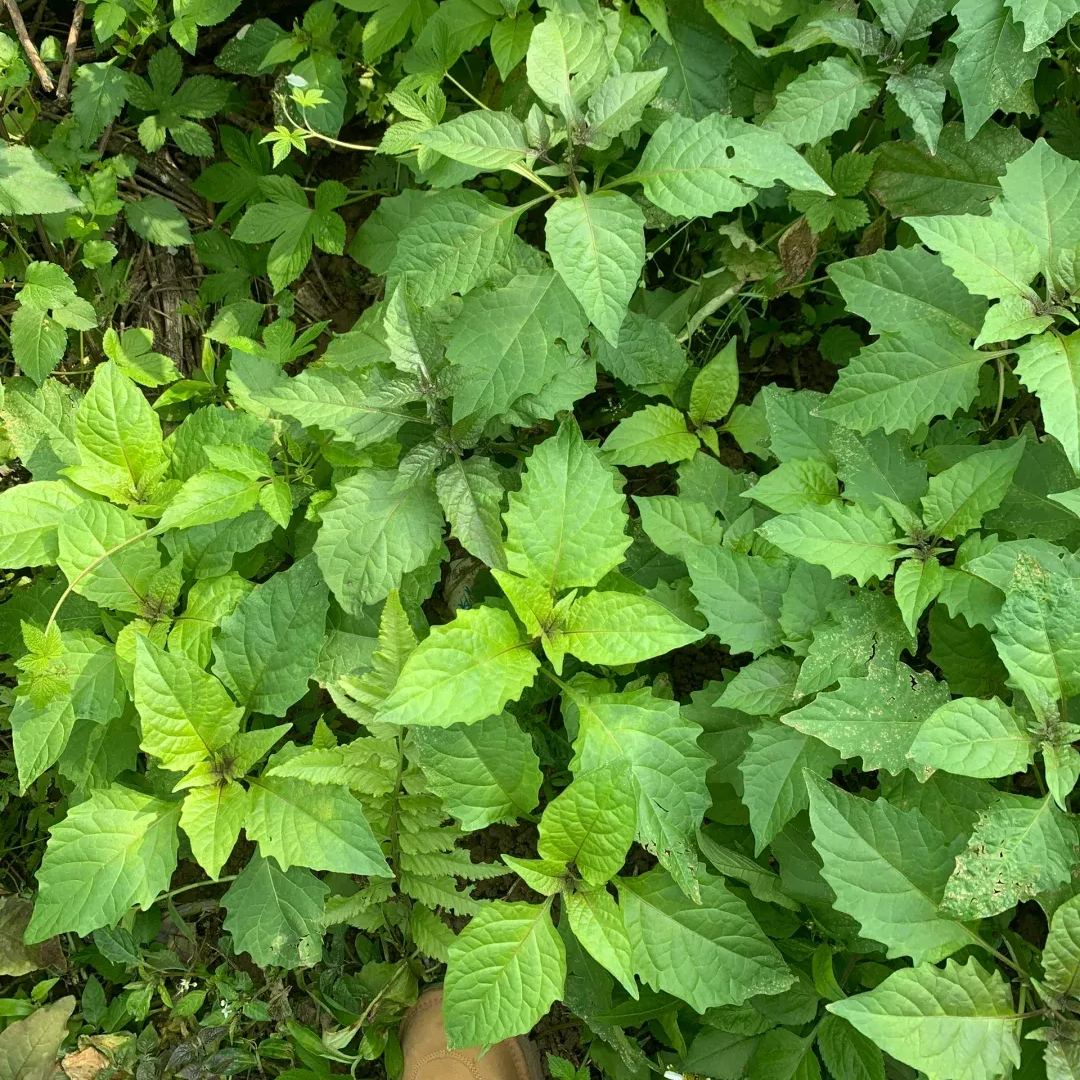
[{"x1": 401, "y1": 989, "x2": 543, "y2": 1080}]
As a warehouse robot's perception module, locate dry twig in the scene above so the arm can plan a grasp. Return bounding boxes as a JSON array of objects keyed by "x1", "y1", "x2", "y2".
[
  {"x1": 55, "y1": 1, "x2": 85, "y2": 103},
  {"x1": 2, "y1": 0, "x2": 54, "y2": 92}
]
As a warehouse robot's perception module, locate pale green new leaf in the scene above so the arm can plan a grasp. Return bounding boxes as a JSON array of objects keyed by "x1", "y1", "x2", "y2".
[
  {"x1": 156, "y1": 469, "x2": 262, "y2": 532},
  {"x1": 444, "y1": 901, "x2": 566, "y2": 1049},
  {"x1": 180, "y1": 780, "x2": 246, "y2": 879},
  {"x1": 26, "y1": 786, "x2": 180, "y2": 941},
  {"x1": 0, "y1": 481, "x2": 85, "y2": 568},
  {"x1": 554, "y1": 590, "x2": 702, "y2": 666},
  {"x1": 11, "y1": 697, "x2": 76, "y2": 793},
  {"x1": 222, "y1": 854, "x2": 328, "y2": 969},
  {"x1": 1015, "y1": 332, "x2": 1080, "y2": 473},
  {"x1": 757, "y1": 502, "x2": 900, "y2": 585},
  {"x1": 908, "y1": 697, "x2": 1033, "y2": 778},
  {"x1": 245, "y1": 775, "x2": 391, "y2": 877},
  {"x1": 411, "y1": 712, "x2": 541, "y2": 831},
  {"x1": 893, "y1": 556, "x2": 944, "y2": 635},
  {"x1": 744, "y1": 458, "x2": 839, "y2": 515},
  {"x1": 379, "y1": 606, "x2": 539, "y2": 727},
  {"x1": 417, "y1": 111, "x2": 529, "y2": 170},
  {"x1": 921, "y1": 440, "x2": 1025, "y2": 539},
  {"x1": 526, "y1": 11, "x2": 608, "y2": 118},
  {"x1": 0, "y1": 144, "x2": 81, "y2": 216},
  {"x1": 635, "y1": 114, "x2": 829, "y2": 218},
  {"x1": 689, "y1": 338, "x2": 739, "y2": 425},
  {"x1": 941, "y1": 793, "x2": 1077, "y2": 919},
  {"x1": 545, "y1": 192, "x2": 645, "y2": 345},
  {"x1": 828, "y1": 959, "x2": 1021, "y2": 1080},
  {"x1": 783, "y1": 660, "x2": 950, "y2": 776},
  {"x1": 315, "y1": 470, "x2": 444, "y2": 612},
  {"x1": 503, "y1": 420, "x2": 629, "y2": 591},
  {"x1": 212, "y1": 557, "x2": 328, "y2": 715},
  {"x1": 134, "y1": 636, "x2": 241, "y2": 770},
  {"x1": 619, "y1": 868, "x2": 792, "y2": 1011},
  {"x1": 806, "y1": 777, "x2": 975, "y2": 964},
  {"x1": 764, "y1": 57, "x2": 878, "y2": 146},
  {"x1": 1043, "y1": 893, "x2": 1080, "y2": 998},
  {"x1": 602, "y1": 403, "x2": 699, "y2": 466},
  {"x1": 586, "y1": 69, "x2": 667, "y2": 145},
  {"x1": 634, "y1": 494, "x2": 724, "y2": 561},
  {"x1": 564, "y1": 887, "x2": 638, "y2": 998}
]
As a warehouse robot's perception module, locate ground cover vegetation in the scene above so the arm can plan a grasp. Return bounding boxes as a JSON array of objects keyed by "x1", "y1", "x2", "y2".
[{"x1": 0, "y1": 0, "x2": 1079, "y2": 1076}]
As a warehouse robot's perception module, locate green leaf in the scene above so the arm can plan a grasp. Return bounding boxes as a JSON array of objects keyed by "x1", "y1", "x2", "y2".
[
  {"x1": 893, "y1": 556, "x2": 944, "y2": 635},
  {"x1": 490, "y1": 13, "x2": 534, "y2": 79},
  {"x1": 411, "y1": 711, "x2": 541, "y2": 831},
  {"x1": 525, "y1": 11, "x2": 608, "y2": 119},
  {"x1": 570, "y1": 687, "x2": 711, "y2": 900},
  {"x1": 909, "y1": 697, "x2": 1033, "y2": 778},
  {"x1": 222, "y1": 854, "x2": 327, "y2": 969},
  {"x1": 1043, "y1": 893, "x2": 1080, "y2": 998},
  {"x1": 806, "y1": 776, "x2": 975, "y2": 964},
  {"x1": 503, "y1": 420, "x2": 629, "y2": 591},
  {"x1": 815, "y1": 1014, "x2": 885, "y2": 1080},
  {"x1": 1015, "y1": 332, "x2": 1080, "y2": 473},
  {"x1": 436, "y1": 457, "x2": 507, "y2": 570},
  {"x1": 444, "y1": 900, "x2": 566, "y2": 1049},
  {"x1": 634, "y1": 494, "x2": 724, "y2": 561},
  {"x1": 0, "y1": 997, "x2": 76, "y2": 1080},
  {"x1": 1005, "y1": 0, "x2": 1080, "y2": 45},
  {"x1": 134, "y1": 636, "x2": 241, "y2": 770},
  {"x1": 545, "y1": 192, "x2": 645, "y2": 345},
  {"x1": 0, "y1": 144, "x2": 81, "y2": 215},
  {"x1": 537, "y1": 766, "x2": 636, "y2": 885},
  {"x1": 10, "y1": 306, "x2": 67, "y2": 386},
  {"x1": 921, "y1": 440, "x2": 1025, "y2": 539},
  {"x1": 212, "y1": 557, "x2": 329, "y2": 715},
  {"x1": 11, "y1": 698, "x2": 76, "y2": 794},
  {"x1": 785, "y1": 660, "x2": 950, "y2": 777},
  {"x1": 245, "y1": 775, "x2": 391, "y2": 877},
  {"x1": 72, "y1": 62, "x2": 128, "y2": 143},
  {"x1": 745, "y1": 458, "x2": 839, "y2": 515},
  {"x1": 585, "y1": 68, "x2": 667, "y2": 146},
  {"x1": 763, "y1": 58, "x2": 879, "y2": 147},
  {"x1": 0, "y1": 481, "x2": 85, "y2": 568},
  {"x1": 446, "y1": 271, "x2": 588, "y2": 424},
  {"x1": 417, "y1": 110, "x2": 529, "y2": 169},
  {"x1": 941, "y1": 793, "x2": 1077, "y2": 919},
  {"x1": 635, "y1": 114, "x2": 830, "y2": 219},
  {"x1": 379, "y1": 606, "x2": 540, "y2": 727},
  {"x1": 828, "y1": 959, "x2": 1021, "y2": 1080},
  {"x1": 740, "y1": 723, "x2": 840, "y2": 854},
  {"x1": 757, "y1": 502, "x2": 900, "y2": 585},
  {"x1": 619, "y1": 867, "x2": 792, "y2": 1011},
  {"x1": 157, "y1": 469, "x2": 262, "y2": 532},
  {"x1": 125, "y1": 196, "x2": 194, "y2": 246},
  {"x1": 563, "y1": 887, "x2": 638, "y2": 998},
  {"x1": 602, "y1": 403, "x2": 699, "y2": 466},
  {"x1": 27, "y1": 786, "x2": 180, "y2": 941},
  {"x1": 952, "y1": 0, "x2": 1045, "y2": 137},
  {"x1": 689, "y1": 339, "x2": 739, "y2": 425},
  {"x1": 315, "y1": 470, "x2": 444, "y2": 612},
  {"x1": 887, "y1": 67, "x2": 945, "y2": 153},
  {"x1": 180, "y1": 780, "x2": 247, "y2": 880}
]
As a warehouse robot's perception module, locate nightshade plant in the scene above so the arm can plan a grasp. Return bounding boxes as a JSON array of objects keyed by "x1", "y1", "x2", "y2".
[{"x1": 1, "y1": 0, "x2": 1080, "y2": 1077}]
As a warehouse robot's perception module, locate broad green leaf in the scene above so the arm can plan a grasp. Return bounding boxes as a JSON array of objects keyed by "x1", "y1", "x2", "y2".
[
  {"x1": 315, "y1": 470, "x2": 444, "y2": 612},
  {"x1": 446, "y1": 271, "x2": 588, "y2": 424},
  {"x1": 586, "y1": 68, "x2": 667, "y2": 146},
  {"x1": 719, "y1": 655, "x2": 799, "y2": 716},
  {"x1": 0, "y1": 997, "x2": 76, "y2": 1080},
  {"x1": 815, "y1": 1014, "x2": 886, "y2": 1080},
  {"x1": 157, "y1": 469, "x2": 262, "y2": 532},
  {"x1": 126, "y1": 196, "x2": 194, "y2": 246},
  {"x1": 1015, "y1": 332, "x2": 1080, "y2": 473},
  {"x1": 417, "y1": 111, "x2": 529, "y2": 169},
  {"x1": 490, "y1": 13, "x2": 534, "y2": 79},
  {"x1": 545, "y1": 192, "x2": 645, "y2": 345},
  {"x1": 168, "y1": 573, "x2": 252, "y2": 666},
  {"x1": 57, "y1": 500, "x2": 161, "y2": 613},
  {"x1": 806, "y1": 777, "x2": 975, "y2": 964},
  {"x1": 11, "y1": 698, "x2": 76, "y2": 794},
  {"x1": 180, "y1": 780, "x2": 246, "y2": 879},
  {"x1": 436, "y1": 457, "x2": 507, "y2": 570},
  {"x1": 75, "y1": 361, "x2": 164, "y2": 493},
  {"x1": 602, "y1": 403, "x2": 699, "y2": 466},
  {"x1": 828, "y1": 959, "x2": 1021, "y2": 1080},
  {"x1": 921, "y1": 440, "x2": 1025, "y2": 539},
  {"x1": 537, "y1": 766, "x2": 636, "y2": 885},
  {"x1": 1043, "y1": 893, "x2": 1080, "y2": 998},
  {"x1": 887, "y1": 68, "x2": 945, "y2": 153},
  {"x1": 411, "y1": 711, "x2": 542, "y2": 831},
  {"x1": 952, "y1": 0, "x2": 1045, "y2": 137},
  {"x1": 941, "y1": 793, "x2": 1077, "y2": 919},
  {"x1": 554, "y1": 590, "x2": 702, "y2": 667},
  {"x1": 379, "y1": 606, "x2": 539, "y2": 727},
  {"x1": 757, "y1": 502, "x2": 900, "y2": 585},
  {"x1": 222, "y1": 854, "x2": 327, "y2": 969},
  {"x1": 1005, "y1": 0, "x2": 1080, "y2": 45},
  {"x1": 745, "y1": 458, "x2": 839, "y2": 515},
  {"x1": 501, "y1": 856, "x2": 566, "y2": 896},
  {"x1": 10, "y1": 305, "x2": 67, "y2": 386},
  {"x1": 893, "y1": 556, "x2": 944, "y2": 635},
  {"x1": 689, "y1": 338, "x2": 739, "y2": 425},
  {"x1": 73, "y1": 61, "x2": 127, "y2": 142},
  {"x1": 764, "y1": 57, "x2": 878, "y2": 147},
  {"x1": 740, "y1": 723, "x2": 840, "y2": 854},
  {"x1": 525, "y1": 11, "x2": 608, "y2": 118},
  {"x1": 635, "y1": 114, "x2": 829, "y2": 219},
  {"x1": 619, "y1": 867, "x2": 792, "y2": 1011},
  {"x1": 444, "y1": 900, "x2": 566, "y2": 1049},
  {"x1": 212, "y1": 557, "x2": 329, "y2": 715},
  {"x1": 784, "y1": 659, "x2": 950, "y2": 776},
  {"x1": 563, "y1": 887, "x2": 638, "y2": 998},
  {"x1": 593, "y1": 310, "x2": 689, "y2": 398},
  {"x1": 570, "y1": 687, "x2": 711, "y2": 900},
  {"x1": 27, "y1": 786, "x2": 180, "y2": 941},
  {"x1": 245, "y1": 775, "x2": 391, "y2": 877},
  {"x1": 134, "y1": 636, "x2": 241, "y2": 770},
  {"x1": 687, "y1": 547, "x2": 789, "y2": 657},
  {"x1": 634, "y1": 494, "x2": 724, "y2": 561},
  {"x1": 503, "y1": 421, "x2": 629, "y2": 591},
  {"x1": 389, "y1": 188, "x2": 520, "y2": 301},
  {"x1": 0, "y1": 481, "x2": 84, "y2": 568},
  {"x1": 908, "y1": 697, "x2": 1033, "y2": 778},
  {"x1": 0, "y1": 144, "x2": 81, "y2": 215}
]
